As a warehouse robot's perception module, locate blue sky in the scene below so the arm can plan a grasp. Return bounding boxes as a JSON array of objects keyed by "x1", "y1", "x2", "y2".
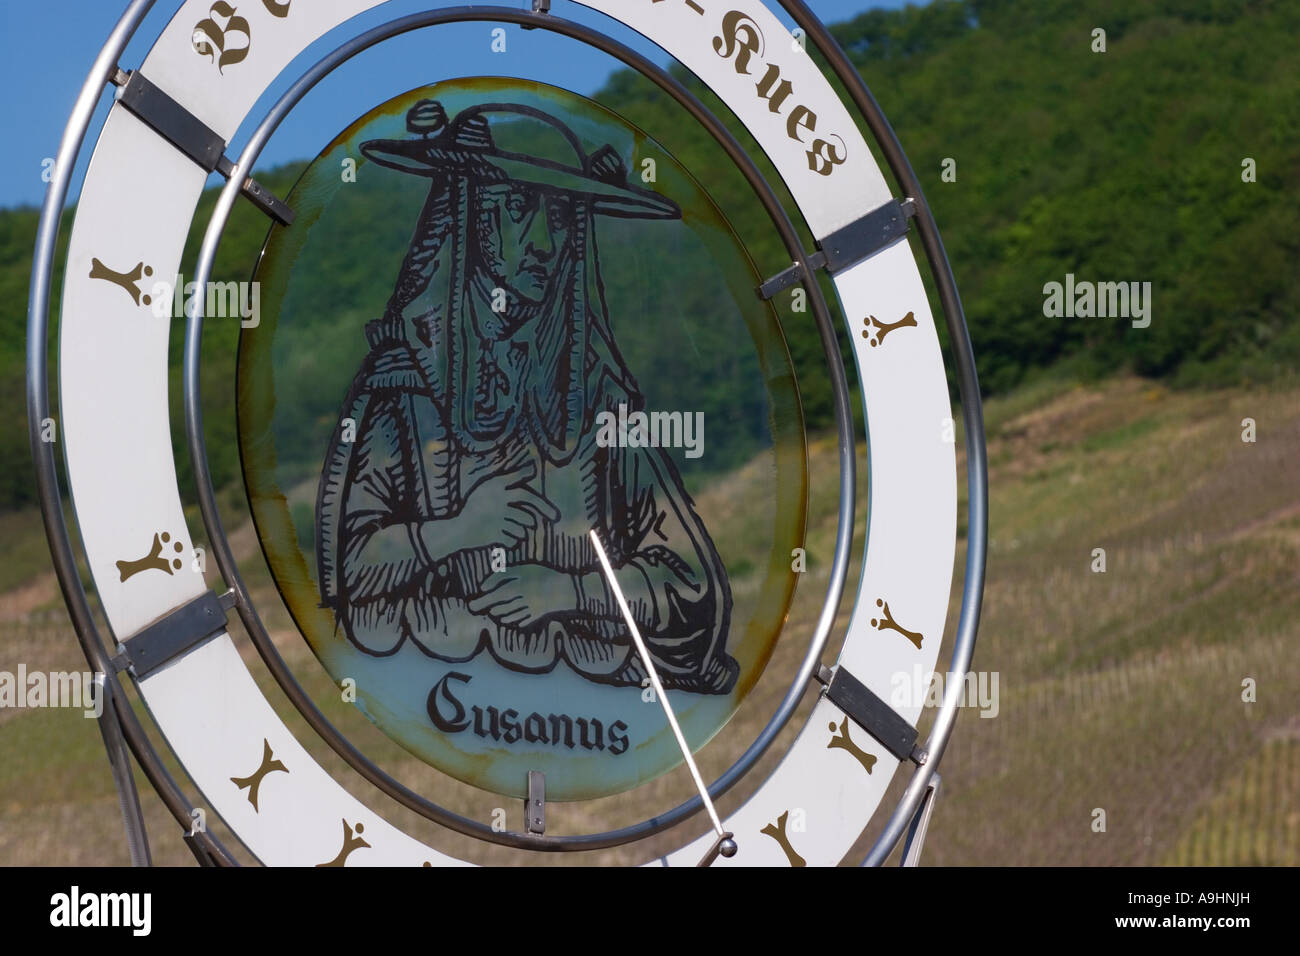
[{"x1": 0, "y1": 0, "x2": 913, "y2": 209}]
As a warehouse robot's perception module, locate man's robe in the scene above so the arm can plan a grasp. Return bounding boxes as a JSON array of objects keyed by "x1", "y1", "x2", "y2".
[{"x1": 317, "y1": 319, "x2": 737, "y2": 694}]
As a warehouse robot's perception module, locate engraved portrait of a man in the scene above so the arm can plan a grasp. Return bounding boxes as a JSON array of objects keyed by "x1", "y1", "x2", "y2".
[{"x1": 315, "y1": 100, "x2": 737, "y2": 695}]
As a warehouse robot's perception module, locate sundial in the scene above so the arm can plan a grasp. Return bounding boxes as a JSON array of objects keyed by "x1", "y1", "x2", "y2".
[{"x1": 27, "y1": 0, "x2": 987, "y2": 867}]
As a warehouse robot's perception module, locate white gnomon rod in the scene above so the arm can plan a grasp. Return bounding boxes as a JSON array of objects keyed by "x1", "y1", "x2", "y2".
[{"x1": 587, "y1": 529, "x2": 726, "y2": 838}]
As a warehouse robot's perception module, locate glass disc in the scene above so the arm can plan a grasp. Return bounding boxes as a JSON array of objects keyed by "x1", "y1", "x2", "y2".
[{"x1": 238, "y1": 78, "x2": 806, "y2": 800}]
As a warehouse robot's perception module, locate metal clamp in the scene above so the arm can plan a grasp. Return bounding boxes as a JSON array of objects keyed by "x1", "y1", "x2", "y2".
[
  {"x1": 111, "y1": 68, "x2": 294, "y2": 225},
  {"x1": 817, "y1": 664, "x2": 923, "y2": 764},
  {"x1": 760, "y1": 197, "x2": 916, "y2": 300},
  {"x1": 114, "y1": 589, "x2": 232, "y2": 681},
  {"x1": 522, "y1": 0, "x2": 551, "y2": 29},
  {"x1": 525, "y1": 770, "x2": 546, "y2": 835}
]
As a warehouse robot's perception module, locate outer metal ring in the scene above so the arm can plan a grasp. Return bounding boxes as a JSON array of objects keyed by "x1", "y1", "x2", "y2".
[{"x1": 27, "y1": 0, "x2": 986, "y2": 866}]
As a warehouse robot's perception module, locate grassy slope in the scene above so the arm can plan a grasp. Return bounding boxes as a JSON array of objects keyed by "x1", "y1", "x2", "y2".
[
  {"x1": 2, "y1": 376, "x2": 1296, "y2": 865},
  {"x1": 869, "y1": 375, "x2": 1300, "y2": 865}
]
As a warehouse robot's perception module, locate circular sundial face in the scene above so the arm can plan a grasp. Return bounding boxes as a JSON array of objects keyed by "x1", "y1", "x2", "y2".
[
  {"x1": 238, "y1": 78, "x2": 807, "y2": 800},
  {"x1": 43, "y1": 0, "x2": 971, "y2": 866}
]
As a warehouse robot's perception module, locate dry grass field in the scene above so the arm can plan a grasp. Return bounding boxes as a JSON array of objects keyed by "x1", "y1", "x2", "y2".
[{"x1": 1, "y1": 374, "x2": 1297, "y2": 865}]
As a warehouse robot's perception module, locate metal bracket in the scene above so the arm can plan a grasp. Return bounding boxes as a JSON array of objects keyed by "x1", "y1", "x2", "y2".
[
  {"x1": 525, "y1": 770, "x2": 546, "y2": 834},
  {"x1": 111, "y1": 68, "x2": 294, "y2": 225},
  {"x1": 899, "y1": 773, "x2": 941, "y2": 866},
  {"x1": 115, "y1": 590, "x2": 230, "y2": 681},
  {"x1": 759, "y1": 197, "x2": 916, "y2": 300},
  {"x1": 821, "y1": 196, "x2": 916, "y2": 271},
  {"x1": 521, "y1": 0, "x2": 551, "y2": 29},
  {"x1": 218, "y1": 156, "x2": 296, "y2": 226},
  {"x1": 182, "y1": 829, "x2": 221, "y2": 867},
  {"x1": 113, "y1": 68, "x2": 223, "y2": 171},
  {"x1": 818, "y1": 664, "x2": 923, "y2": 763}
]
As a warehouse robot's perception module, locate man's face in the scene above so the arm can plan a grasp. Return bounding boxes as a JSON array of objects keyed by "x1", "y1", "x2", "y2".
[{"x1": 479, "y1": 182, "x2": 571, "y2": 304}]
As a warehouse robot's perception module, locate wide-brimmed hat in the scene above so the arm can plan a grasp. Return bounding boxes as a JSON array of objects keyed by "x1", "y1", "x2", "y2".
[{"x1": 360, "y1": 99, "x2": 681, "y2": 221}]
